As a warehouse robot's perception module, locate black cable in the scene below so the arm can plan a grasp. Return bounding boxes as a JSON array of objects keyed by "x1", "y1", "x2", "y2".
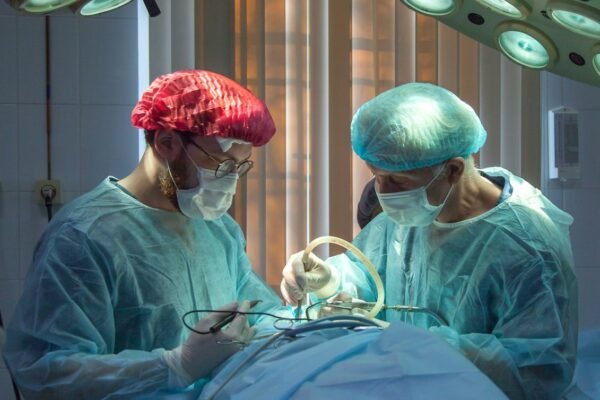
[
  {"x1": 182, "y1": 309, "x2": 311, "y2": 335},
  {"x1": 305, "y1": 301, "x2": 325, "y2": 319},
  {"x1": 44, "y1": 194, "x2": 53, "y2": 222}
]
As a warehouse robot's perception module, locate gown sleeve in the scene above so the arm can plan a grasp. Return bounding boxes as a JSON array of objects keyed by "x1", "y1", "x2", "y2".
[{"x1": 3, "y1": 227, "x2": 186, "y2": 400}]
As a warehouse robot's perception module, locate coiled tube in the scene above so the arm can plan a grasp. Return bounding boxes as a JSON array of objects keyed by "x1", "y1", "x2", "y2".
[{"x1": 302, "y1": 236, "x2": 385, "y2": 319}]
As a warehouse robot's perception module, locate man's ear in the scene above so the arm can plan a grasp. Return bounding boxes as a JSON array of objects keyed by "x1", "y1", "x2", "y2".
[
  {"x1": 446, "y1": 157, "x2": 465, "y2": 184},
  {"x1": 153, "y1": 130, "x2": 183, "y2": 161}
]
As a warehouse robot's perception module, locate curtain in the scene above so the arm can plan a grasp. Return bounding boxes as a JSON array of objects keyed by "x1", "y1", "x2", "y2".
[{"x1": 192, "y1": 0, "x2": 541, "y2": 289}]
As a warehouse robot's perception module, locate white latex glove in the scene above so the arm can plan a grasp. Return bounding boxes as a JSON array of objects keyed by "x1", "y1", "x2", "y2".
[
  {"x1": 280, "y1": 251, "x2": 340, "y2": 306},
  {"x1": 163, "y1": 300, "x2": 256, "y2": 386}
]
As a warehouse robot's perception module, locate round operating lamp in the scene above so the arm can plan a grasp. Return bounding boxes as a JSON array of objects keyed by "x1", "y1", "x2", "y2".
[
  {"x1": 10, "y1": 0, "x2": 79, "y2": 13},
  {"x1": 72, "y1": 0, "x2": 132, "y2": 16},
  {"x1": 547, "y1": 2, "x2": 600, "y2": 40},
  {"x1": 593, "y1": 45, "x2": 600, "y2": 77},
  {"x1": 495, "y1": 22, "x2": 558, "y2": 69},
  {"x1": 401, "y1": 0, "x2": 458, "y2": 16},
  {"x1": 475, "y1": 0, "x2": 530, "y2": 19}
]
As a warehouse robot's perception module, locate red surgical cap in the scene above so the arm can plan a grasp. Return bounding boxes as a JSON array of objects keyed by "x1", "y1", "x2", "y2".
[{"x1": 131, "y1": 70, "x2": 276, "y2": 146}]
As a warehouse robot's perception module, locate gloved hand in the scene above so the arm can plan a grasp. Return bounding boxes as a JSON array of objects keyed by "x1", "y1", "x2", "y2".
[
  {"x1": 163, "y1": 300, "x2": 256, "y2": 385},
  {"x1": 280, "y1": 251, "x2": 340, "y2": 306}
]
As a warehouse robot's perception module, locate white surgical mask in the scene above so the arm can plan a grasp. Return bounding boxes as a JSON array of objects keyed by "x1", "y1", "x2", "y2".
[
  {"x1": 376, "y1": 165, "x2": 453, "y2": 227},
  {"x1": 168, "y1": 148, "x2": 239, "y2": 220}
]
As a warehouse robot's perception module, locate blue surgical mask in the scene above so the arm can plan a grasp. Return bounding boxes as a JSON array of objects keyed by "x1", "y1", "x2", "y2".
[
  {"x1": 168, "y1": 147, "x2": 239, "y2": 220},
  {"x1": 376, "y1": 166, "x2": 453, "y2": 227}
]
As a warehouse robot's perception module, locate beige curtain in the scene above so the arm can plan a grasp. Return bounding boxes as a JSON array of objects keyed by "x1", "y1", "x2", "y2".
[{"x1": 195, "y1": 0, "x2": 541, "y2": 289}]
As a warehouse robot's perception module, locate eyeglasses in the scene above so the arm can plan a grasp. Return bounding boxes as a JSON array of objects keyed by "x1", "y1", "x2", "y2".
[{"x1": 187, "y1": 140, "x2": 254, "y2": 178}]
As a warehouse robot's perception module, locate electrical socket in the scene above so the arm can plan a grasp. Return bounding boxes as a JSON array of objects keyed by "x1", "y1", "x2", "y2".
[{"x1": 35, "y1": 179, "x2": 61, "y2": 205}]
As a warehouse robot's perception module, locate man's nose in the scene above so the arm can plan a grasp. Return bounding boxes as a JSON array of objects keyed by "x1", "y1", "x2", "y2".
[{"x1": 376, "y1": 178, "x2": 394, "y2": 194}]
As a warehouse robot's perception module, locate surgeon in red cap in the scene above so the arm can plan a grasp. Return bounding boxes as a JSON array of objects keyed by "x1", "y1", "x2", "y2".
[{"x1": 4, "y1": 70, "x2": 287, "y2": 399}]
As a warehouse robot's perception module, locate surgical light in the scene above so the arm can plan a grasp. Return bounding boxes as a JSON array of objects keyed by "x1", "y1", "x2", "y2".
[
  {"x1": 11, "y1": 0, "x2": 78, "y2": 13},
  {"x1": 75, "y1": 0, "x2": 132, "y2": 16},
  {"x1": 401, "y1": 0, "x2": 456, "y2": 16},
  {"x1": 547, "y1": 3, "x2": 600, "y2": 40},
  {"x1": 594, "y1": 50, "x2": 600, "y2": 77},
  {"x1": 475, "y1": 0, "x2": 529, "y2": 19},
  {"x1": 495, "y1": 23, "x2": 557, "y2": 69}
]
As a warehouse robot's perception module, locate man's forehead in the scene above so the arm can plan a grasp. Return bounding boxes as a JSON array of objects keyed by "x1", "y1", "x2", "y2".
[
  {"x1": 368, "y1": 164, "x2": 411, "y2": 176},
  {"x1": 367, "y1": 163, "x2": 433, "y2": 179},
  {"x1": 194, "y1": 135, "x2": 221, "y2": 152},
  {"x1": 193, "y1": 135, "x2": 252, "y2": 159}
]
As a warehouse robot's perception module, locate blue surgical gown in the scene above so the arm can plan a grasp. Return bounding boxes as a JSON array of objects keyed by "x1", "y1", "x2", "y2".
[
  {"x1": 3, "y1": 177, "x2": 285, "y2": 399},
  {"x1": 326, "y1": 167, "x2": 578, "y2": 399}
]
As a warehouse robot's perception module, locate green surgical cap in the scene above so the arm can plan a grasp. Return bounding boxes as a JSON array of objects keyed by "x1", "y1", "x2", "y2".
[{"x1": 351, "y1": 83, "x2": 487, "y2": 171}]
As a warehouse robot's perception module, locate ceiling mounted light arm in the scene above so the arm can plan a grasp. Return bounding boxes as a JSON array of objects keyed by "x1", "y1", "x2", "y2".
[
  {"x1": 547, "y1": 1, "x2": 600, "y2": 40},
  {"x1": 7, "y1": 0, "x2": 79, "y2": 14},
  {"x1": 142, "y1": 0, "x2": 160, "y2": 17},
  {"x1": 593, "y1": 44, "x2": 600, "y2": 77},
  {"x1": 495, "y1": 21, "x2": 559, "y2": 69}
]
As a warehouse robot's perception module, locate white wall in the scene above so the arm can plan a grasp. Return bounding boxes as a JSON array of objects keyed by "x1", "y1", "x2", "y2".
[
  {"x1": 541, "y1": 72, "x2": 600, "y2": 333},
  {"x1": 0, "y1": 2, "x2": 139, "y2": 398}
]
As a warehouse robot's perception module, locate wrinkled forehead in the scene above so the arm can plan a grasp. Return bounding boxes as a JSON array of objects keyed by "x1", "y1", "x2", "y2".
[{"x1": 367, "y1": 163, "x2": 436, "y2": 180}]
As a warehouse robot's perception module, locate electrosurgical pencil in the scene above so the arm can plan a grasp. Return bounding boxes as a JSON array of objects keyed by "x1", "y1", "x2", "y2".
[{"x1": 209, "y1": 300, "x2": 261, "y2": 333}]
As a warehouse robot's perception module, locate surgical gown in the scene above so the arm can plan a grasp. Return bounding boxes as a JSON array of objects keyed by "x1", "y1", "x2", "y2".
[
  {"x1": 3, "y1": 177, "x2": 285, "y2": 399},
  {"x1": 326, "y1": 167, "x2": 578, "y2": 399}
]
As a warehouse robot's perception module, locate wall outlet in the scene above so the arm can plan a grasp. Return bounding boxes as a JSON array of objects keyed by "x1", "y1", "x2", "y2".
[{"x1": 35, "y1": 179, "x2": 61, "y2": 205}]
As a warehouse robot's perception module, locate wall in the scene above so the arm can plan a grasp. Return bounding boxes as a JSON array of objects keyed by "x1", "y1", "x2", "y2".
[
  {"x1": 0, "y1": 2, "x2": 139, "y2": 398},
  {"x1": 541, "y1": 72, "x2": 600, "y2": 333}
]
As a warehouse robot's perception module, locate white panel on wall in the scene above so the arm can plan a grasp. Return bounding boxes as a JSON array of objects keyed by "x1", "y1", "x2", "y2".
[
  {"x1": 80, "y1": 18, "x2": 138, "y2": 105},
  {"x1": 80, "y1": 105, "x2": 138, "y2": 191},
  {"x1": 51, "y1": 105, "x2": 81, "y2": 193},
  {"x1": 0, "y1": 192, "x2": 20, "y2": 280},
  {"x1": 576, "y1": 267, "x2": 600, "y2": 330},
  {"x1": 17, "y1": 16, "x2": 46, "y2": 104},
  {"x1": 50, "y1": 16, "x2": 80, "y2": 105},
  {"x1": 0, "y1": 16, "x2": 18, "y2": 104},
  {"x1": 17, "y1": 105, "x2": 47, "y2": 192},
  {"x1": 0, "y1": 105, "x2": 19, "y2": 191}
]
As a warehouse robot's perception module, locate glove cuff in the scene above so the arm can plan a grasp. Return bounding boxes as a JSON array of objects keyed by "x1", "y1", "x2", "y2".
[
  {"x1": 312, "y1": 264, "x2": 340, "y2": 298},
  {"x1": 163, "y1": 347, "x2": 194, "y2": 387}
]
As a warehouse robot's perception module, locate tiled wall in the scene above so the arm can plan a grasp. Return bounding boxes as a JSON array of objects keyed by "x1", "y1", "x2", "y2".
[
  {"x1": 0, "y1": 2, "x2": 139, "y2": 398},
  {"x1": 541, "y1": 72, "x2": 600, "y2": 333}
]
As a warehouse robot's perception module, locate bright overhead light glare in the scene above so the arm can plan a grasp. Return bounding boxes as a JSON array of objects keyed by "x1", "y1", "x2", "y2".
[
  {"x1": 476, "y1": 0, "x2": 529, "y2": 18},
  {"x1": 15, "y1": 0, "x2": 79, "y2": 13},
  {"x1": 401, "y1": 0, "x2": 457, "y2": 16},
  {"x1": 593, "y1": 46, "x2": 600, "y2": 77},
  {"x1": 547, "y1": 2, "x2": 600, "y2": 40},
  {"x1": 77, "y1": 0, "x2": 132, "y2": 16},
  {"x1": 495, "y1": 23, "x2": 558, "y2": 69}
]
